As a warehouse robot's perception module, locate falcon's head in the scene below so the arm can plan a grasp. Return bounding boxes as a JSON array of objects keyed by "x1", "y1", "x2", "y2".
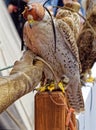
[{"x1": 22, "y1": 3, "x2": 45, "y2": 27}]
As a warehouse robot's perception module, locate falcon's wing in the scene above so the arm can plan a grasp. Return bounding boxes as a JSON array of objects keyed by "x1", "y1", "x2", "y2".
[
  {"x1": 77, "y1": 28, "x2": 94, "y2": 73},
  {"x1": 56, "y1": 18, "x2": 79, "y2": 63}
]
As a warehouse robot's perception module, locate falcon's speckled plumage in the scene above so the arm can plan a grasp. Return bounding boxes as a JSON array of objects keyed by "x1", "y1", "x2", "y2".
[
  {"x1": 23, "y1": 2, "x2": 84, "y2": 112},
  {"x1": 77, "y1": 1, "x2": 96, "y2": 81}
]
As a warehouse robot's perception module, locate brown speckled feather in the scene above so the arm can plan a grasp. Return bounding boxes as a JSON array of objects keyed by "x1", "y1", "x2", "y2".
[{"x1": 77, "y1": 4, "x2": 96, "y2": 75}]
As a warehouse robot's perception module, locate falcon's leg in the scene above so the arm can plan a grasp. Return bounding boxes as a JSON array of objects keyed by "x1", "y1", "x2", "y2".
[
  {"x1": 86, "y1": 69, "x2": 94, "y2": 83},
  {"x1": 80, "y1": 69, "x2": 94, "y2": 85},
  {"x1": 80, "y1": 73, "x2": 88, "y2": 85}
]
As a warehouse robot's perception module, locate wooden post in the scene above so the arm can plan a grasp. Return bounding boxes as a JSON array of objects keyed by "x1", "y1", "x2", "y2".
[{"x1": 35, "y1": 91, "x2": 68, "y2": 130}]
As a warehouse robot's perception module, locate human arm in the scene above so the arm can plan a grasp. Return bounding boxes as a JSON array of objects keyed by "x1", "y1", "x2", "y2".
[{"x1": 0, "y1": 50, "x2": 43, "y2": 113}]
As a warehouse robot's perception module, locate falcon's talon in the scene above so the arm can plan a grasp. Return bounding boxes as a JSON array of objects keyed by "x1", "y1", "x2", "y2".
[
  {"x1": 35, "y1": 81, "x2": 66, "y2": 93},
  {"x1": 47, "y1": 83, "x2": 55, "y2": 92},
  {"x1": 34, "y1": 86, "x2": 47, "y2": 92},
  {"x1": 34, "y1": 82, "x2": 56, "y2": 93},
  {"x1": 58, "y1": 82, "x2": 65, "y2": 93},
  {"x1": 86, "y1": 76, "x2": 95, "y2": 83},
  {"x1": 84, "y1": 69, "x2": 95, "y2": 83}
]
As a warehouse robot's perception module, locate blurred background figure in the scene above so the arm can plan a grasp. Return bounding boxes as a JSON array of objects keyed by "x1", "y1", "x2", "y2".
[
  {"x1": 78, "y1": 0, "x2": 85, "y2": 16},
  {"x1": 43, "y1": 0, "x2": 63, "y2": 16},
  {"x1": 4, "y1": 0, "x2": 29, "y2": 50},
  {"x1": 29, "y1": 0, "x2": 63, "y2": 16},
  {"x1": 44, "y1": 0, "x2": 63, "y2": 16}
]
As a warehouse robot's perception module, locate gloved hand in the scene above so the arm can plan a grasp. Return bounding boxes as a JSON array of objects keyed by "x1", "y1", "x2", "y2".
[{"x1": 0, "y1": 50, "x2": 43, "y2": 113}]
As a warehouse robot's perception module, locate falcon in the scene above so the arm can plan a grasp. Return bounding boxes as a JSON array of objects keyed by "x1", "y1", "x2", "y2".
[
  {"x1": 77, "y1": 0, "x2": 96, "y2": 82},
  {"x1": 22, "y1": 1, "x2": 84, "y2": 113}
]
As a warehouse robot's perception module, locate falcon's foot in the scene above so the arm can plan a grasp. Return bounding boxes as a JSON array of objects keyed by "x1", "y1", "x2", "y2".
[
  {"x1": 34, "y1": 80, "x2": 66, "y2": 93},
  {"x1": 86, "y1": 76, "x2": 95, "y2": 83},
  {"x1": 34, "y1": 80, "x2": 56, "y2": 92},
  {"x1": 86, "y1": 69, "x2": 95, "y2": 83},
  {"x1": 81, "y1": 71, "x2": 95, "y2": 84}
]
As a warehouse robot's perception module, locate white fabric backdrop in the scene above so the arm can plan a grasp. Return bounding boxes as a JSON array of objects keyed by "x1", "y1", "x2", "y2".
[
  {"x1": 77, "y1": 82, "x2": 96, "y2": 130},
  {"x1": 0, "y1": 1, "x2": 34, "y2": 130},
  {"x1": 0, "y1": 0, "x2": 22, "y2": 76}
]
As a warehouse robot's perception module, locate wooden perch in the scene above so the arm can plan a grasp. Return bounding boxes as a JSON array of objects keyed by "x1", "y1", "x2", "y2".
[{"x1": 0, "y1": 50, "x2": 43, "y2": 113}]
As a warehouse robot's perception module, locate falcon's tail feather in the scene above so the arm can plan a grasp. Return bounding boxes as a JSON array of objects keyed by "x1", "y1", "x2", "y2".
[{"x1": 65, "y1": 76, "x2": 85, "y2": 113}]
